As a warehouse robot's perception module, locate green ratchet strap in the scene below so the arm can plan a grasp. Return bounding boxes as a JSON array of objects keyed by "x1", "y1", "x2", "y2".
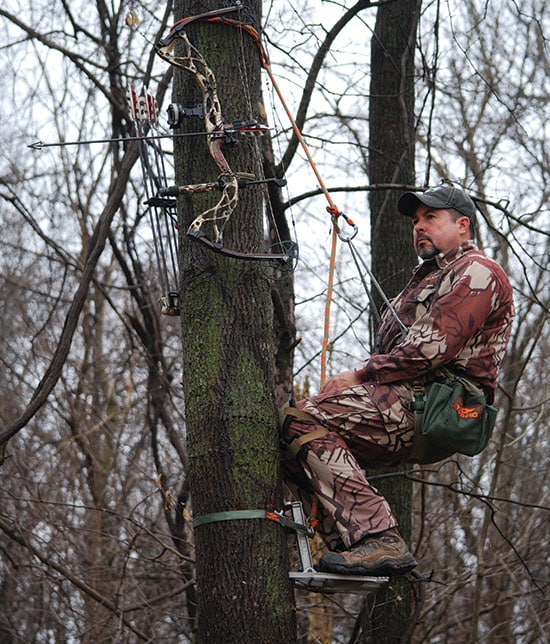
[
  {"x1": 280, "y1": 406, "x2": 329, "y2": 458},
  {"x1": 193, "y1": 509, "x2": 314, "y2": 537}
]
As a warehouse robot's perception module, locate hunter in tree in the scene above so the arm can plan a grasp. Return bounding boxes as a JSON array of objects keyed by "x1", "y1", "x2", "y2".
[{"x1": 282, "y1": 184, "x2": 515, "y2": 576}]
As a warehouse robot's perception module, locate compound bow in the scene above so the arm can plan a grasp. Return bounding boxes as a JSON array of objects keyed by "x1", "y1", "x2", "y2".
[{"x1": 155, "y1": 3, "x2": 298, "y2": 268}]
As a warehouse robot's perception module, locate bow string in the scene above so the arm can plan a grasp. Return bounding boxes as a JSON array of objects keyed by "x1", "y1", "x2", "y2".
[{"x1": 126, "y1": 86, "x2": 181, "y2": 315}]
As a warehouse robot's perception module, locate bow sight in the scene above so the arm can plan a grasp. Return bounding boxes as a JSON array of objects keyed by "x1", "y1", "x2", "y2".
[{"x1": 167, "y1": 103, "x2": 204, "y2": 127}]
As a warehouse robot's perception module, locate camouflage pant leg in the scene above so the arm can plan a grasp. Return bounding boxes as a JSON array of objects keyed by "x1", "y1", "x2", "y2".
[
  {"x1": 283, "y1": 457, "x2": 349, "y2": 550},
  {"x1": 283, "y1": 381, "x2": 415, "y2": 549}
]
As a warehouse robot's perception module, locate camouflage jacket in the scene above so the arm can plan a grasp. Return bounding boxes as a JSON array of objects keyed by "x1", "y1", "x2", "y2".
[{"x1": 357, "y1": 242, "x2": 514, "y2": 403}]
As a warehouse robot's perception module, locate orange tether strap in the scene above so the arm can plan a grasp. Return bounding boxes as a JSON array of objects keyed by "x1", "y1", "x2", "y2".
[
  {"x1": 258, "y1": 46, "x2": 357, "y2": 386},
  {"x1": 321, "y1": 213, "x2": 339, "y2": 386}
]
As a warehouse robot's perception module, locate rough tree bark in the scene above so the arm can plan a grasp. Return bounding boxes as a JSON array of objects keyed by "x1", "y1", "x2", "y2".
[
  {"x1": 367, "y1": 0, "x2": 421, "y2": 641},
  {"x1": 172, "y1": 0, "x2": 296, "y2": 641}
]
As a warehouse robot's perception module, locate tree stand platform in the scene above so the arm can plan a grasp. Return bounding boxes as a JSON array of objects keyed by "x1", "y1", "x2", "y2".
[{"x1": 287, "y1": 502, "x2": 388, "y2": 594}]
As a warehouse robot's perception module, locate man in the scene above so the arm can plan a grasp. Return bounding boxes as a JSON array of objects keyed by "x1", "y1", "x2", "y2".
[{"x1": 283, "y1": 184, "x2": 514, "y2": 576}]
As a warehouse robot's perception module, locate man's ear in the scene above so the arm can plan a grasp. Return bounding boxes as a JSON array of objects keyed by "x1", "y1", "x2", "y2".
[{"x1": 458, "y1": 216, "x2": 471, "y2": 237}]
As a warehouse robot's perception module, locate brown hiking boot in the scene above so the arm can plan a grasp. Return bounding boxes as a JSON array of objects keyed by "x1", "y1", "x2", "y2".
[{"x1": 316, "y1": 527, "x2": 417, "y2": 577}]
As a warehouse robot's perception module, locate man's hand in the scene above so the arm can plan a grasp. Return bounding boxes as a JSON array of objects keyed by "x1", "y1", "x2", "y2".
[{"x1": 319, "y1": 370, "x2": 363, "y2": 395}]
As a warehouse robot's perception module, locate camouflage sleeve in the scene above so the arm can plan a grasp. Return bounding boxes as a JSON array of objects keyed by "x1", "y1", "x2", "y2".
[{"x1": 358, "y1": 256, "x2": 511, "y2": 385}]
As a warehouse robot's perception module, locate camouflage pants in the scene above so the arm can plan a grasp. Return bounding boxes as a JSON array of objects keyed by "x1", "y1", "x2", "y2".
[{"x1": 283, "y1": 381, "x2": 415, "y2": 550}]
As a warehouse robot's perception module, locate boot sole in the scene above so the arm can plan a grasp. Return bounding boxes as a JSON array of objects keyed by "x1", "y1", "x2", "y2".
[{"x1": 316, "y1": 553, "x2": 417, "y2": 577}]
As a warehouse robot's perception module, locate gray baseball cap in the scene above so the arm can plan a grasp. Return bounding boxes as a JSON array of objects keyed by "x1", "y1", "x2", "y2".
[{"x1": 398, "y1": 185, "x2": 477, "y2": 231}]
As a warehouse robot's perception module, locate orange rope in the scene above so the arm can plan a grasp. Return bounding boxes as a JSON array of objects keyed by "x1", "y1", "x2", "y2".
[
  {"x1": 309, "y1": 500, "x2": 320, "y2": 530},
  {"x1": 321, "y1": 223, "x2": 338, "y2": 386},
  {"x1": 207, "y1": 16, "x2": 357, "y2": 385},
  {"x1": 252, "y1": 37, "x2": 356, "y2": 387}
]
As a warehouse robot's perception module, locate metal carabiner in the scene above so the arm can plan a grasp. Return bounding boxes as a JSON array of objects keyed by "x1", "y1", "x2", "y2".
[
  {"x1": 328, "y1": 207, "x2": 358, "y2": 243},
  {"x1": 337, "y1": 219, "x2": 359, "y2": 243}
]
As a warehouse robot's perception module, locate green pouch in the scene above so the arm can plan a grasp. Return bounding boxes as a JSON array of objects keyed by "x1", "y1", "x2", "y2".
[{"x1": 422, "y1": 375, "x2": 497, "y2": 456}]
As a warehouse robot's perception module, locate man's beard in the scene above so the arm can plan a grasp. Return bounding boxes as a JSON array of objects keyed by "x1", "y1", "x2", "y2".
[{"x1": 416, "y1": 238, "x2": 440, "y2": 259}]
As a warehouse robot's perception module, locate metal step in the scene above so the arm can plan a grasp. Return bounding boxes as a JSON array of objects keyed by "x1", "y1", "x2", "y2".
[{"x1": 287, "y1": 501, "x2": 388, "y2": 594}]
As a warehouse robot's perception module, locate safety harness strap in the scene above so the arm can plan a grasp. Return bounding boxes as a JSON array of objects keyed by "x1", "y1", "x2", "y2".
[
  {"x1": 286, "y1": 427, "x2": 330, "y2": 458},
  {"x1": 280, "y1": 406, "x2": 318, "y2": 423},
  {"x1": 280, "y1": 406, "x2": 330, "y2": 458}
]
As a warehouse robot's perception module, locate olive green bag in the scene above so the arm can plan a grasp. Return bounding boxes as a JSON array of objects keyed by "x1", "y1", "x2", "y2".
[{"x1": 422, "y1": 372, "x2": 497, "y2": 456}]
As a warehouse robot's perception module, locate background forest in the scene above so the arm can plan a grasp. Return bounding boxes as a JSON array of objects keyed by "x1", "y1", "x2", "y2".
[{"x1": 0, "y1": 0, "x2": 548, "y2": 642}]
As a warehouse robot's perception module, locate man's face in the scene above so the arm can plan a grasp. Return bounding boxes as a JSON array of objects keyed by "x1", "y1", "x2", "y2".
[{"x1": 412, "y1": 205, "x2": 470, "y2": 259}]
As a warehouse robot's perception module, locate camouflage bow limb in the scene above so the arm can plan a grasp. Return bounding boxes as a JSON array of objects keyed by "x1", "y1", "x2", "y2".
[{"x1": 156, "y1": 5, "x2": 252, "y2": 250}]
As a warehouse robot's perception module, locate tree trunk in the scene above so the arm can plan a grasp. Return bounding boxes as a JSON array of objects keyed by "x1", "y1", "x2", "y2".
[
  {"x1": 172, "y1": 1, "x2": 296, "y2": 641},
  {"x1": 367, "y1": 0, "x2": 420, "y2": 641}
]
